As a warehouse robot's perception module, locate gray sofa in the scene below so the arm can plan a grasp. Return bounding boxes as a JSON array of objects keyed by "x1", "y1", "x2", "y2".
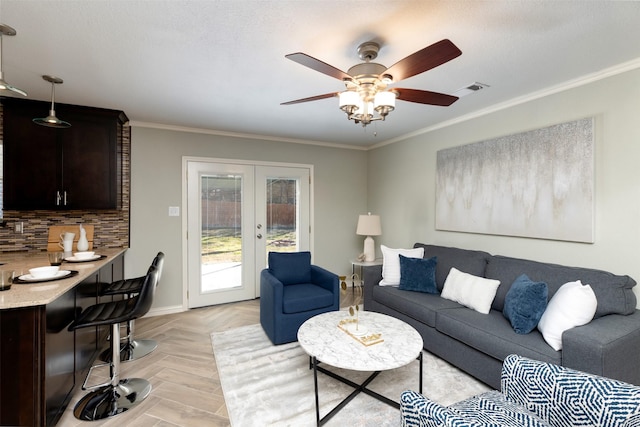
[{"x1": 363, "y1": 243, "x2": 640, "y2": 389}]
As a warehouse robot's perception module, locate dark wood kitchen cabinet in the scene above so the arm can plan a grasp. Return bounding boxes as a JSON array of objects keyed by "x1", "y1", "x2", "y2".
[
  {"x1": 2, "y1": 97, "x2": 128, "y2": 210},
  {"x1": 0, "y1": 251, "x2": 124, "y2": 427}
]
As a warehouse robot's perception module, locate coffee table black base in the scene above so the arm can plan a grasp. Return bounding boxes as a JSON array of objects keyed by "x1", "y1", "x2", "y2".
[{"x1": 310, "y1": 352, "x2": 423, "y2": 426}]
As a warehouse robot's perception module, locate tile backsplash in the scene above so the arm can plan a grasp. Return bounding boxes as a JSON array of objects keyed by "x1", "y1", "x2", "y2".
[{"x1": 0, "y1": 104, "x2": 130, "y2": 252}]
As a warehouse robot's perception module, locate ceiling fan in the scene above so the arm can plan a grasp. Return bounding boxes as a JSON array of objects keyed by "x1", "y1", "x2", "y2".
[{"x1": 281, "y1": 39, "x2": 462, "y2": 127}]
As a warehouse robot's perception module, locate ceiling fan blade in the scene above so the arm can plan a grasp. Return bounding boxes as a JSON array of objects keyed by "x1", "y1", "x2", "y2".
[
  {"x1": 394, "y1": 88, "x2": 459, "y2": 106},
  {"x1": 281, "y1": 92, "x2": 339, "y2": 105},
  {"x1": 383, "y1": 39, "x2": 462, "y2": 82},
  {"x1": 285, "y1": 53, "x2": 352, "y2": 81}
]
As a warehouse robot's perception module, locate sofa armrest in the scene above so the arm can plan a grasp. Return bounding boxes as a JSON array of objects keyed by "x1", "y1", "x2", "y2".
[
  {"x1": 310, "y1": 265, "x2": 338, "y2": 291},
  {"x1": 562, "y1": 310, "x2": 640, "y2": 385},
  {"x1": 401, "y1": 390, "x2": 467, "y2": 427},
  {"x1": 259, "y1": 269, "x2": 284, "y2": 337},
  {"x1": 362, "y1": 264, "x2": 383, "y2": 310},
  {"x1": 261, "y1": 269, "x2": 284, "y2": 296},
  {"x1": 310, "y1": 265, "x2": 339, "y2": 307},
  {"x1": 502, "y1": 354, "x2": 640, "y2": 426}
]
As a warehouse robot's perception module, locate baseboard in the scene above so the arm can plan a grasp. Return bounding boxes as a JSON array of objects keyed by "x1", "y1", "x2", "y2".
[{"x1": 146, "y1": 305, "x2": 185, "y2": 317}]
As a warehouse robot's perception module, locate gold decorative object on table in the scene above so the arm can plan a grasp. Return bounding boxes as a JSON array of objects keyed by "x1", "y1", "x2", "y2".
[
  {"x1": 341, "y1": 273, "x2": 363, "y2": 330},
  {"x1": 338, "y1": 318, "x2": 384, "y2": 346},
  {"x1": 339, "y1": 274, "x2": 383, "y2": 345}
]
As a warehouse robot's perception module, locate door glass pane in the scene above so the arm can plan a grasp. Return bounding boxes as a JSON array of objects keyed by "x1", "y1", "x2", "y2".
[
  {"x1": 266, "y1": 178, "x2": 298, "y2": 260},
  {"x1": 201, "y1": 174, "x2": 242, "y2": 292}
]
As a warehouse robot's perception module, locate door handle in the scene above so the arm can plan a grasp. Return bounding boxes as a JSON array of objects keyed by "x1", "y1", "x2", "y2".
[{"x1": 257, "y1": 234, "x2": 263, "y2": 239}]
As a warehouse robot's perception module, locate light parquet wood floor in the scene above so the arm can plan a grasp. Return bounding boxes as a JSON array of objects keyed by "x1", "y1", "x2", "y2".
[{"x1": 58, "y1": 288, "x2": 359, "y2": 426}]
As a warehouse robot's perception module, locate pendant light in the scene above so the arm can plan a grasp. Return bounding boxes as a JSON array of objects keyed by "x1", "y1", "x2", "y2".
[
  {"x1": 33, "y1": 75, "x2": 71, "y2": 128},
  {"x1": 0, "y1": 24, "x2": 27, "y2": 96}
]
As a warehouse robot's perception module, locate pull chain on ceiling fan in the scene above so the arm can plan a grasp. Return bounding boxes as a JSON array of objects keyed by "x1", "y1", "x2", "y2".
[{"x1": 282, "y1": 39, "x2": 462, "y2": 127}]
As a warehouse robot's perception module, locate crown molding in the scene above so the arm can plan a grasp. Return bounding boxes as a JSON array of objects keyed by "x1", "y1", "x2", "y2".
[
  {"x1": 128, "y1": 121, "x2": 368, "y2": 151},
  {"x1": 371, "y1": 57, "x2": 640, "y2": 150}
]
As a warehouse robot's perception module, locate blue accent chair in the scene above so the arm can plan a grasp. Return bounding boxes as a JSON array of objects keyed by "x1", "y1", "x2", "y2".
[{"x1": 260, "y1": 251, "x2": 339, "y2": 345}]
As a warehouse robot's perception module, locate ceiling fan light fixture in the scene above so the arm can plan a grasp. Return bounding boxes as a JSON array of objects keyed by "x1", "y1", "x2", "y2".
[
  {"x1": 374, "y1": 91, "x2": 396, "y2": 115},
  {"x1": 355, "y1": 100, "x2": 372, "y2": 116},
  {"x1": 339, "y1": 89, "x2": 395, "y2": 126},
  {"x1": 0, "y1": 24, "x2": 27, "y2": 97},
  {"x1": 339, "y1": 90, "x2": 360, "y2": 113},
  {"x1": 284, "y1": 38, "x2": 462, "y2": 128},
  {"x1": 33, "y1": 75, "x2": 71, "y2": 128}
]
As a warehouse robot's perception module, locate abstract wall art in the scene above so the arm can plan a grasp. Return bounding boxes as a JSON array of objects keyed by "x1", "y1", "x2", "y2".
[{"x1": 435, "y1": 117, "x2": 594, "y2": 242}]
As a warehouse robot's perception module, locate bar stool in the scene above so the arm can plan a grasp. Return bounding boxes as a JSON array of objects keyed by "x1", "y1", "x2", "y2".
[
  {"x1": 69, "y1": 266, "x2": 159, "y2": 421},
  {"x1": 100, "y1": 252, "x2": 164, "y2": 362}
]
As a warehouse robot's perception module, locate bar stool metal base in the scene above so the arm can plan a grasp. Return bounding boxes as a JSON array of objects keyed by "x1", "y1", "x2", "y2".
[
  {"x1": 73, "y1": 378, "x2": 152, "y2": 421},
  {"x1": 100, "y1": 338, "x2": 158, "y2": 363}
]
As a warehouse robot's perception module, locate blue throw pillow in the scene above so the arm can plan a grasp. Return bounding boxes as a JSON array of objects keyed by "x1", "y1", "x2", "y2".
[
  {"x1": 503, "y1": 274, "x2": 548, "y2": 334},
  {"x1": 398, "y1": 255, "x2": 438, "y2": 294}
]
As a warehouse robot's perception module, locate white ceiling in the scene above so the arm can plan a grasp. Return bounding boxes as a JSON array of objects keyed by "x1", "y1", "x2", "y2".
[{"x1": 1, "y1": 0, "x2": 640, "y2": 148}]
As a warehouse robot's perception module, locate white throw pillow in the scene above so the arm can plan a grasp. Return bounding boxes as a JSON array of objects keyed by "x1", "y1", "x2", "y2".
[
  {"x1": 537, "y1": 280, "x2": 597, "y2": 351},
  {"x1": 379, "y1": 245, "x2": 425, "y2": 286},
  {"x1": 440, "y1": 267, "x2": 501, "y2": 314}
]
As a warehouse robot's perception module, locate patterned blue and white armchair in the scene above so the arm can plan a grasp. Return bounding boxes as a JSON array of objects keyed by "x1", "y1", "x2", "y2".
[{"x1": 401, "y1": 354, "x2": 640, "y2": 427}]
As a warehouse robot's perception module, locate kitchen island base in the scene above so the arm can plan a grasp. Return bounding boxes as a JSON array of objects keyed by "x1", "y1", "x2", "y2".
[{"x1": 0, "y1": 249, "x2": 125, "y2": 426}]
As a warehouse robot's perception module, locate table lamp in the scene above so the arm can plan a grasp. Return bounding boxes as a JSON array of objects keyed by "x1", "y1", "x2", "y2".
[{"x1": 356, "y1": 213, "x2": 382, "y2": 262}]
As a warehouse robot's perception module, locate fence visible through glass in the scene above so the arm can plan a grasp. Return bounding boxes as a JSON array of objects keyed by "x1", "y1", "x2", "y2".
[
  {"x1": 200, "y1": 176, "x2": 299, "y2": 292},
  {"x1": 265, "y1": 177, "x2": 299, "y2": 262},
  {"x1": 201, "y1": 174, "x2": 243, "y2": 292}
]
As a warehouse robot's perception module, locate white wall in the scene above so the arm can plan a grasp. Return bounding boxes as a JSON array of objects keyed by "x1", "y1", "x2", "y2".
[
  {"x1": 368, "y1": 67, "x2": 640, "y2": 298},
  {"x1": 128, "y1": 127, "x2": 368, "y2": 311},
  {"x1": 128, "y1": 66, "x2": 640, "y2": 312}
]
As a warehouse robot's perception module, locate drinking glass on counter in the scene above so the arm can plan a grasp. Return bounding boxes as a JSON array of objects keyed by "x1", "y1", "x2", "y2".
[
  {"x1": 0, "y1": 270, "x2": 14, "y2": 291},
  {"x1": 48, "y1": 252, "x2": 65, "y2": 266}
]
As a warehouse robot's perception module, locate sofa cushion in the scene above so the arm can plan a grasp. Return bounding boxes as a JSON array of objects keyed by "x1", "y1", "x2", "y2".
[
  {"x1": 380, "y1": 245, "x2": 424, "y2": 286},
  {"x1": 503, "y1": 274, "x2": 548, "y2": 334},
  {"x1": 282, "y1": 283, "x2": 334, "y2": 314},
  {"x1": 449, "y1": 390, "x2": 551, "y2": 427},
  {"x1": 268, "y1": 251, "x2": 311, "y2": 285},
  {"x1": 398, "y1": 255, "x2": 438, "y2": 294},
  {"x1": 400, "y1": 390, "x2": 551, "y2": 427},
  {"x1": 537, "y1": 280, "x2": 597, "y2": 351},
  {"x1": 436, "y1": 308, "x2": 561, "y2": 364},
  {"x1": 414, "y1": 243, "x2": 490, "y2": 291},
  {"x1": 372, "y1": 285, "x2": 461, "y2": 327},
  {"x1": 441, "y1": 267, "x2": 501, "y2": 314},
  {"x1": 485, "y1": 255, "x2": 636, "y2": 317}
]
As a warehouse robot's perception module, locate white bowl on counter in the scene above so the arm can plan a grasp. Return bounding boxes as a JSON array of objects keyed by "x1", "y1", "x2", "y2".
[
  {"x1": 29, "y1": 266, "x2": 60, "y2": 279},
  {"x1": 73, "y1": 251, "x2": 96, "y2": 260}
]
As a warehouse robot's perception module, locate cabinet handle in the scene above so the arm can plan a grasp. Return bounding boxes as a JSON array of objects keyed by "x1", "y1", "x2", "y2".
[
  {"x1": 64, "y1": 191, "x2": 67, "y2": 206},
  {"x1": 56, "y1": 191, "x2": 62, "y2": 206}
]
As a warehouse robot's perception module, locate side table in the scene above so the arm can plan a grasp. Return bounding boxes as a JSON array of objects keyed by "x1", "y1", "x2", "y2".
[{"x1": 350, "y1": 258, "x2": 382, "y2": 288}]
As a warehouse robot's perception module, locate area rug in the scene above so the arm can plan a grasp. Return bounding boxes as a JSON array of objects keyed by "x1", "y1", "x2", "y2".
[{"x1": 211, "y1": 324, "x2": 490, "y2": 426}]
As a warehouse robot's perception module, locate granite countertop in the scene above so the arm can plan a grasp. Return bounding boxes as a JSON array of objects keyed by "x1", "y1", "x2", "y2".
[{"x1": 0, "y1": 247, "x2": 126, "y2": 310}]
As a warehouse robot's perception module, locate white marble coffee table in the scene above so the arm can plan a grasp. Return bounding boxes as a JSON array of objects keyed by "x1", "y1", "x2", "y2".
[{"x1": 298, "y1": 310, "x2": 423, "y2": 426}]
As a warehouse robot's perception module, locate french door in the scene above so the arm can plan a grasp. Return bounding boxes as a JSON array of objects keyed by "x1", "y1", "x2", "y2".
[{"x1": 186, "y1": 159, "x2": 311, "y2": 308}]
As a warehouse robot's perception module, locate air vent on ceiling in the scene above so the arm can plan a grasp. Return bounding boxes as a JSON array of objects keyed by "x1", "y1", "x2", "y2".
[{"x1": 453, "y1": 82, "x2": 490, "y2": 98}]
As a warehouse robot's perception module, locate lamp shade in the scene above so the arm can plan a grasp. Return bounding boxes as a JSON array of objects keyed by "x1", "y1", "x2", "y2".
[
  {"x1": 339, "y1": 91, "x2": 359, "y2": 110},
  {"x1": 374, "y1": 91, "x2": 396, "y2": 109},
  {"x1": 356, "y1": 214, "x2": 381, "y2": 236}
]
